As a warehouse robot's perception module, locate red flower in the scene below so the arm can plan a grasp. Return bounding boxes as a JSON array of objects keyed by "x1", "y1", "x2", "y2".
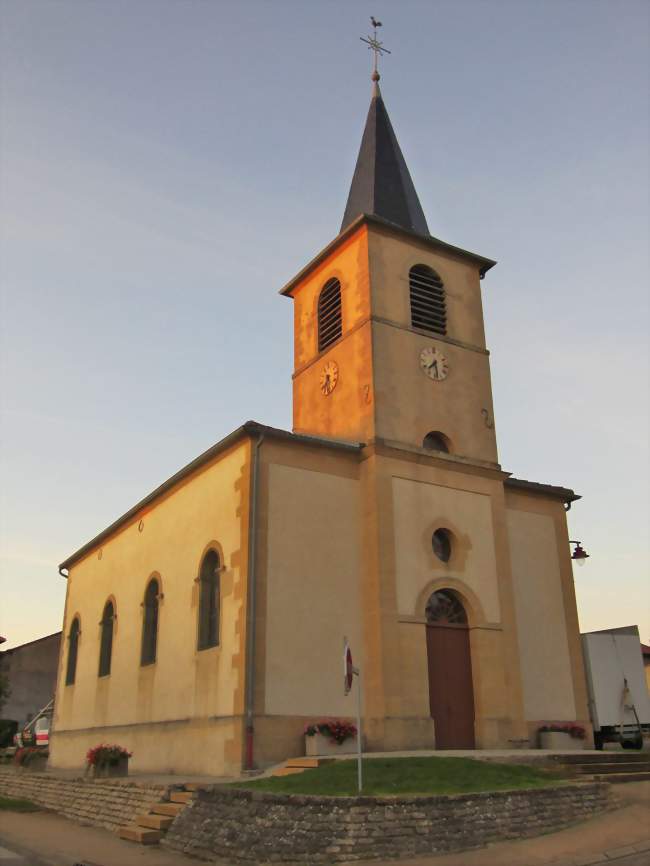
[
  {"x1": 304, "y1": 719, "x2": 357, "y2": 745},
  {"x1": 86, "y1": 743, "x2": 132, "y2": 766}
]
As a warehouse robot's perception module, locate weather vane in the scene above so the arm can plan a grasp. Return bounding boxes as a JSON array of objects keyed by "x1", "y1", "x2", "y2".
[{"x1": 360, "y1": 16, "x2": 391, "y2": 83}]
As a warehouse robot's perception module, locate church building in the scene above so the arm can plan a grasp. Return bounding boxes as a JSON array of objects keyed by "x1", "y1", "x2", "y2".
[{"x1": 50, "y1": 73, "x2": 592, "y2": 776}]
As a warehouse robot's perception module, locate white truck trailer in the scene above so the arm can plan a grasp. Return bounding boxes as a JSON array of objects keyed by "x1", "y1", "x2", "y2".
[{"x1": 582, "y1": 626, "x2": 650, "y2": 750}]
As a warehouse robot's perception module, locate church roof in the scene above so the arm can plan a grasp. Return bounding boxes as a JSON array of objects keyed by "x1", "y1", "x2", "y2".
[
  {"x1": 341, "y1": 83, "x2": 429, "y2": 235},
  {"x1": 58, "y1": 422, "x2": 362, "y2": 573}
]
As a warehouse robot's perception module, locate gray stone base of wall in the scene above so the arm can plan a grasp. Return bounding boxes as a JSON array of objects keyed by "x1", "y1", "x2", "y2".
[
  {"x1": 163, "y1": 782, "x2": 612, "y2": 864},
  {"x1": 0, "y1": 767, "x2": 169, "y2": 832}
]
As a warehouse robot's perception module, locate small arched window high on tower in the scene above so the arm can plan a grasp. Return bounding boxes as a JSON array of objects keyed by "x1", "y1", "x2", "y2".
[
  {"x1": 409, "y1": 264, "x2": 446, "y2": 336},
  {"x1": 423, "y1": 431, "x2": 451, "y2": 453},
  {"x1": 98, "y1": 600, "x2": 115, "y2": 677},
  {"x1": 198, "y1": 550, "x2": 221, "y2": 650},
  {"x1": 318, "y1": 278, "x2": 342, "y2": 352},
  {"x1": 65, "y1": 616, "x2": 80, "y2": 686},
  {"x1": 141, "y1": 578, "x2": 160, "y2": 666}
]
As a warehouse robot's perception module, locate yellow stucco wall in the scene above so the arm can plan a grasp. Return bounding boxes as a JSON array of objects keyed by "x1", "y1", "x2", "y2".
[
  {"x1": 361, "y1": 447, "x2": 527, "y2": 750},
  {"x1": 368, "y1": 228, "x2": 498, "y2": 463},
  {"x1": 264, "y1": 463, "x2": 362, "y2": 716},
  {"x1": 506, "y1": 500, "x2": 585, "y2": 726},
  {"x1": 292, "y1": 227, "x2": 374, "y2": 444},
  {"x1": 367, "y1": 228, "x2": 488, "y2": 349},
  {"x1": 248, "y1": 439, "x2": 363, "y2": 766},
  {"x1": 392, "y1": 476, "x2": 500, "y2": 622},
  {"x1": 289, "y1": 222, "x2": 498, "y2": 464},
  {"x1": 50, "y1": 441, "x2": 251, "y2": 775}
]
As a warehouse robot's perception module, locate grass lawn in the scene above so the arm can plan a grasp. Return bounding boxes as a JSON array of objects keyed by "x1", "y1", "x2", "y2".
[
  {"x1": 229, "y1": 756, "x2": 564, "y2": 797},
  {"x1": 0, "y1": 795, "x2": 40, "y2": 812}
]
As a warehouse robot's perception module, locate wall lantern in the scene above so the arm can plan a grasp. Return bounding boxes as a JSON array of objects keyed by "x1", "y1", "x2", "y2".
[{"x1": 570, "y1": 540, "x2": 590, "y2": 566}]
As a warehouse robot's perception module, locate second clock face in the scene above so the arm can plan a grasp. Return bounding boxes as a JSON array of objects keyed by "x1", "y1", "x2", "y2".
[
  {"x1": 420, "y1": 347, "x2": 448, "y2": 381},
  {"x1": 320, "y1": 360, "x2": 339, "y2": 395}
]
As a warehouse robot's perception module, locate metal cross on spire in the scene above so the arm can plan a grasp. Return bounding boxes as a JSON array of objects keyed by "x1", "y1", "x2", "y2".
[{"x1": 360, "y1": 16, "x2": 391, "y2": 83}]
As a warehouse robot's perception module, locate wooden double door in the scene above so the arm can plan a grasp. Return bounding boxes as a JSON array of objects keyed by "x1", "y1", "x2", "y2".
[{"x1": 426, "y1": 621, "x2": 475, "y2": 749}]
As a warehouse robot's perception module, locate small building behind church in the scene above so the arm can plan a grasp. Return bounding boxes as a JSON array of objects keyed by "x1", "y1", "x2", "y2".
[
  {"x1": 0, "y1": 632, "x2": 61, "y2": 732},
  {"x1": 49, "y1": 75, "x2": 591, "y2": 776}
]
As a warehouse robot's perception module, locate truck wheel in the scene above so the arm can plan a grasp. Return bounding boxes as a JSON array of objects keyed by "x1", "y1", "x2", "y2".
[
  {"x1": 622, "y1": 735, "x2": 643, "y2": 750},
  {"x1": 593, "y1": 731, "x2": 604, "y2": 751}
]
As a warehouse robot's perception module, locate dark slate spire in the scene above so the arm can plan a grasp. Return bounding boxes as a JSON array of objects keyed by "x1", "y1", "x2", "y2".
[{"x1": 341, "y1": 82, "x2": 429, "y2": 236}]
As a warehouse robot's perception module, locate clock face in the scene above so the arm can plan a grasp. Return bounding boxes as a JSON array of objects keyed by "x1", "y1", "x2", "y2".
[
  {"x1": 420, "y1": 347, "x2": 448, "y2": 381},
  {"x1": 320, "y1": 360, "x2": 339, "y2": 395}
]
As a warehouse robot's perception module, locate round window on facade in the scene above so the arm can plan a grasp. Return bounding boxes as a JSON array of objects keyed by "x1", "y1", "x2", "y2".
[
  {"x1": 423, "y1": 431, "x2": 451, "y2": 453},
  {"x1": 432, "y1": 528, "x2": 452, "y2": 563}
]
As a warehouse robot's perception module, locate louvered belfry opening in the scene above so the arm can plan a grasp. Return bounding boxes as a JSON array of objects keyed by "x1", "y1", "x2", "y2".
[
  {"x1": 318, "y1": 278, "x2": 342, "y2": 352},
  {"x1": 409, "y1": 264, "x2": 447, "y2": 336}
]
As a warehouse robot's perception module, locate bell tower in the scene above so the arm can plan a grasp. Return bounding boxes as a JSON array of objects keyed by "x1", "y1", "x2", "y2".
[{"x1": 281, "y1": 79, "x2": 499, "y2": 466}]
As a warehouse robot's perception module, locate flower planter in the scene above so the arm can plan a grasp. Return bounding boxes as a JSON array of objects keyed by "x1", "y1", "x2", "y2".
[
  {"x1": 92, "y1": 756, "x2": 129, "y2": 778},
  {"x1": 539, "y1": 731, "x2": 584, "y2": 751},
  {"x1": 305, "y1": 733, "x2": 358, "y2": 757}
]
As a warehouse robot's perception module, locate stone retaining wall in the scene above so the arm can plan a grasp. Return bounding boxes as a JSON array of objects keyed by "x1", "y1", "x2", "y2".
[
  {"x1": 163, "y1": 782, "x2": 611, "y2": 863},
  {"x1": 0, "y1": 767, "x2": 168, "y2": 831}
]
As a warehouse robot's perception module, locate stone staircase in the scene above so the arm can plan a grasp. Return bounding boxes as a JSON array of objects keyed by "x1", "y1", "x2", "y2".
[
  {"x1": 550, "y1": 752, "x2": 650, "y2": 784},
  {"x1": 118, "y1": 784, "x2": 197, "y2": 845}
]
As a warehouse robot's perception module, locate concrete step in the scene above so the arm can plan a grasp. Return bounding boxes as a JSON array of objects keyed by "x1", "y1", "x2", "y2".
[
  {"x1": 136, "y1": 813, "x2": 174, "y2": 831},
  {"x1": 272, "y1": 767, "x2": 307, "y2": 777},
  {"x1": 285, "y1": 758, "x2": 331, "y2": 769},
  {"x1": 118, "y1": 825, "x2": 162, "y2": 845},
  {"x1": 151, "y1": 802, "x2": 185, "y2": 817},
  {"x1": 591, "y1": 771, "x2": 650, "y2": 784},
  {"x1": 170, "y1": 790, "x2": 194, "y2": 804},
  {"x1": 551, "y1": 753, "x2": 648, "y2": 765},
  {"x1": 573, "y1": 762, "x2": 650, "y2": 775}
]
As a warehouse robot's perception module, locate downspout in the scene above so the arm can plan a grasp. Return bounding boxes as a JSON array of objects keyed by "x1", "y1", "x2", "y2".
[{"x1": 244, "y1": 432, "x2": 264, "y2": 770}]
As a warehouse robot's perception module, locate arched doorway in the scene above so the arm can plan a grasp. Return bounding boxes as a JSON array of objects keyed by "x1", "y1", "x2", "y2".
[{"x1": 425, "y1": 589, "x2": 475, "y2": 749}]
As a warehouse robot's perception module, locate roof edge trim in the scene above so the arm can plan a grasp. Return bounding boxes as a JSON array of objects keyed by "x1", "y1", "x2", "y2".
[
  {"x1": 279, "y1": 214, "x2": 497, "y2": 297},
  {"x1": 505, "y1": 477, "x2": 581, "y2": 503}
]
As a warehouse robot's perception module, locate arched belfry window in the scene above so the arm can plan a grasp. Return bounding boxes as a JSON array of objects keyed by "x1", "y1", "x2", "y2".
[
  {"x1": 425, "y1": 590, "x2": 467, "y2": 625},
  {"x1": 409, "y1": 265, "x2": 447, "y2": 336},
  {"x1": 423, "y1": 431, "x2": 451, "y2": 453},
  {"x1": 98, "y1": 600, "x2": 115, "y2": 677},
  {"x1": 141, "y1": 578, "x2": 160, "y2": 666},
  {"x1": 65, "y1": 616, "x2": 80, "y2": 685},
  {"x1": 318, "y1": 278, "x2": 342, "y2": 352},
  {"x1": 198, "y1": 550, "x2": 220, "y2": 650}
]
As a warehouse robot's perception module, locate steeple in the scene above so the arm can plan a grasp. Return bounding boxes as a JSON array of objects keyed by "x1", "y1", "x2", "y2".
[{"x1": 341, "y1": 83, "x2": 430, "y2": 236}]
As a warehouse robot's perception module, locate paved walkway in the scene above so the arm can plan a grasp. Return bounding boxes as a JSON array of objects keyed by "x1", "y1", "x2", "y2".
[{"x1": 0, "y1": 781, "x2": 647, "y2": 866}]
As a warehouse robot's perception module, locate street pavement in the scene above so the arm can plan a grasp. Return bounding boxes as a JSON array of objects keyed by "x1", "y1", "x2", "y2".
[{"x1": 0, "y1": 841, "x2": 49, "y2": 866}]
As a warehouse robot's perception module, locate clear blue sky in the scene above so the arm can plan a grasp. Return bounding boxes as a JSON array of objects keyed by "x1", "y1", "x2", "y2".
[{"x1": 1, "y1": 0, "x2": 648, "y2": 650}]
